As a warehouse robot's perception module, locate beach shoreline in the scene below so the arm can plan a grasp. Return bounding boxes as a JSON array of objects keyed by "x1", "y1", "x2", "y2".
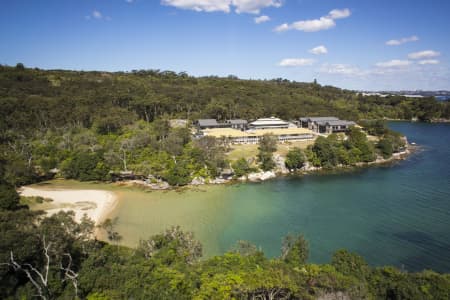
[
  {"x1": 17, "y1": 146, "x2": 415, "y2": 225},
  {"x1": 19, "y1": 187, "x2": 118, "y2": 225}
]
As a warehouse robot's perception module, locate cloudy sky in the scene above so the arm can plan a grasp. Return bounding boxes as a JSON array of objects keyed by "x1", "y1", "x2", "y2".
[{"x1": 1, "y1": 0, "x2": 449, "y2": 90}]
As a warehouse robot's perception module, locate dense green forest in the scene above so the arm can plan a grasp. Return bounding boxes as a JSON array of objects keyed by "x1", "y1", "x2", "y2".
[
  {"x1": 1, "y1": 64, "x2": 449, "y2": 135},
  {"x1": 0, "y1": 65, "x2": 440, "y2": 186},
  {"x1": 1, "y1": 65, "x2": 450, "y2": 299}
]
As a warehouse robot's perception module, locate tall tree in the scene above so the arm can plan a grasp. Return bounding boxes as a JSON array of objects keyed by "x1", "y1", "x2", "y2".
[
  {"x1": 285, "y1": 147, "x2": 305, "y2": 170},
  {"x1": 281, "y1": 234, "x2": 309, "y2": 266},
  {"x1": 258, "y1": 134, "x2": 277, "y2": 171},
  {"x1": 0, "y1": 183, "x2": 20, "y2": 211}
]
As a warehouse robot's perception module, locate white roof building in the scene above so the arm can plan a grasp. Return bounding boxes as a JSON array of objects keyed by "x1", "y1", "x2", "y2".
[{"x1": 249, "y1": 117, "x2": 289, "y2": 129}]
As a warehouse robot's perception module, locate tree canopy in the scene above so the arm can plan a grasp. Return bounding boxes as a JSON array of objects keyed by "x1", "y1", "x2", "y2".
[{"x1": 1, "y1": 65, "x2": 449, "y2": 299}]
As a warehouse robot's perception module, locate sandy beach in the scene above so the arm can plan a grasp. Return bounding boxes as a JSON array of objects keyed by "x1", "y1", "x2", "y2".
[{"x1": 19, "y1": 187, "x2": 118, "y2": 225}]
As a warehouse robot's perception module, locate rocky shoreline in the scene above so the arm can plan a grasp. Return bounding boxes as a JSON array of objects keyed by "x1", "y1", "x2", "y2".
[
  {"x1": 431, "y1": 118, "x2": 450, "y2": 123},
  {"x1": 386, "y1": 118, "x2": 450, "y2": 123},
  {"x1": 117, "y1": 145, "x2": 414, "y2": 190}
]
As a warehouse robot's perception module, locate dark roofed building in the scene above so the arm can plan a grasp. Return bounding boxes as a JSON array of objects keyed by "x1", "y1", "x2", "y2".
[
  {"x1": 308, "y1": 117, "x2": 339, "y2": 122},
  {"x1": 196, "y1": 119, "x2": 249, "y2": 130},
  {"x1": 300, "y1": 117, "x2": 339, "y2": 129},
  {"x1": 227, "y1": 119, "x2": 248, "y2": 130},
  {"x1": 196, "y1": 119, "x2": 229, "y2": 129},
  {"x1": 198, "y1": 119, "x2": 218, "y2": 127},
  {"x1": 300, "y1": 116, "x2": 355, "y2": 133},
  {"x1": 322, "y1": 120, "x2": 356, "y2": 126},
  {"x1": 318, "y1": 120, "x2": 356, "y2": 134}
]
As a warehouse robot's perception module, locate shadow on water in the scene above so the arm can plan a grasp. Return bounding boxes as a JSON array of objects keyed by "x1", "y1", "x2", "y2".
[{"x1": 378, "y1": 229, "x2": 450, "y2": 273}]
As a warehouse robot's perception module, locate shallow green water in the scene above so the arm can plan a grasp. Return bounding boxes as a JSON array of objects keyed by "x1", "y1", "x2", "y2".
[
  {"x1": 110, "y1": 122, "x2": 450, "y2": 272},
  {"x1": 40, "y1": 122, "x2": 450, "y2": 272}
]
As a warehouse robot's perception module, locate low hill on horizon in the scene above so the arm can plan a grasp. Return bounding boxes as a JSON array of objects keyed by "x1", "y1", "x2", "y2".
[{"x1": 1, "y1": 64, "x2": 449, "y2": 135}]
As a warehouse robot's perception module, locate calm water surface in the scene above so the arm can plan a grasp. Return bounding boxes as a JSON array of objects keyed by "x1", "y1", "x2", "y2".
[{"x1": 109, "y1": 122, "x2": 450, "y2": 272}]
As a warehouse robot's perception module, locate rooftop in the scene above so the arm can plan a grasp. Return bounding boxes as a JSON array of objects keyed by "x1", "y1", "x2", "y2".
[
  {"x1": 321, "y1": 120, "x2": 356, "y2": 126},
  {"x1": 228, "y1": 119, "x2": 248, "y2": 124},
  {"x1": 250, "y1": 117, "x2": 289, "y2": 126},
  {"x1": 300, "y1": 117, "x2": 339, "y2": 122},
  {"x1": 197, "y1": 119, "x2": 219, "y2": 126}
]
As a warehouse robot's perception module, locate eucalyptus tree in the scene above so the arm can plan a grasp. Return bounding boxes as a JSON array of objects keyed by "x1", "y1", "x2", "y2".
[
  {"x1": 285, "y1": 147, "x2": 306, "y2": 170},
  {"x1": 258, "y1": 134, "x2": 277, "y2": 171}
]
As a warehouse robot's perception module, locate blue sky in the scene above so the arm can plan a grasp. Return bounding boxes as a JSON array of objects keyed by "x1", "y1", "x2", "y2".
[{"x1": 1, "y1": 0, "x2": 449, "y2": 90}]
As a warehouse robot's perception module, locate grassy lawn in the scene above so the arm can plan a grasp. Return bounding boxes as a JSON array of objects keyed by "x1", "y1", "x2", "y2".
[
  {"x1": 367, "y1": 135, "x2": 380, "y2": 142},
  {"x1": 226, "y1": 139, "x2": 316, "y2": 162},
  {"x1": 226, "y1": 144, "x2": 259, "y2": 161},
  {"x1": 275, "y1": 140, "x2": 316, "y2": 156}
]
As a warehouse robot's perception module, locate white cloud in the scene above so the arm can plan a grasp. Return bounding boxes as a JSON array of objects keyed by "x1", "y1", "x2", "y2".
[
  {"x1": 273, "y1": 23, "x2": 289, "y2": 32},
  {"x1": 309, "y1": 45, "x2": 328, "y2": 55},
  {"x1": 92, "y1": 10, "x2": 103, "y2": 19},
  {"x1": 291, "y1": 17, "x2": 335, "y2": 32},
  {"x1": 278, "y1": 58, "x2": 315, "y2": 67},
  {"x1": 418, "y1": 59, "x2": 439, "y2": 65},
  {"x1": 375, "y1": 60, "x2": 412, "y2": 68},
  {"x1": 161, "y1": 0, "x2": 283, "y2": 14},
  {"x1": 126, "y1": 0, "x2": 134, "y2": 3},
  {"x1": 320, "y1": 63, "x2": 362, "y2": 76},
  {"x1": 318, "y1": 59, "x2": 440, "y2": 81},
  {"x1": 408, "y1": 50, "x2": 440, "y2": 59},
  {"x1": 385, "y1": 35, "x2": 418, "y2": 46},
  {"x1": 274, "y1": 8, "x2": 350, "y2": 32},
  {"x1": 86, "y1": 10, "x2": 109, "y2": 20},
  {"x1": 328, "y1": 8, "x2": 351, "y2": 19},
  {"x1": 317, "y1": 60, "x2": 449, "y2": 90},
  {"x1": 161, "y1": 0, "x2": 231, "y2": 13},
  {"x1": 232, "y1": 0, "x2": 282, "y2": 14},
  {"x1": 254, "y1": 15, "x2": 270, "y2": 24}
]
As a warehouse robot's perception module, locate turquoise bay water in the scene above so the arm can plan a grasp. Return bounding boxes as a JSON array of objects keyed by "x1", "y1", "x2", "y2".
[{"x1": 112, "y1": 122, "x2": 450, "y2": 272}]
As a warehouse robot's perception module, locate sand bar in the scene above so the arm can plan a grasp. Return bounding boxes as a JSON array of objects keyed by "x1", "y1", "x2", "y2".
[{"x1": 19, "y1": 187, "x2": 118, "y2": 225}]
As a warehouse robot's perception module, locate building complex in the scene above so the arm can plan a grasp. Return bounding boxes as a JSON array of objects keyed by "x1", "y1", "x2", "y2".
[
  {"x1": 300, "y1": 117, "x2": 356, "y2": 134},
  {"x1": 196, "y1": 116, "x2": 356, "y2": 144},
  {"x1": 202, "y1": 127, "x2": 314, "y2": 144}
]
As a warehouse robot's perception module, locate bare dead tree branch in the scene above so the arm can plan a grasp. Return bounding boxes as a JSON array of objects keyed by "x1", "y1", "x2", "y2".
[
  {"x1": 3, "y1": 236, "x2": 53, "y2": 300},
  {"x1": 60, "y1": 253, "x2": 79, "y2": 298},
  {"x1": 8, "y1": 251, "x2": 47, "y2": 300}
]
